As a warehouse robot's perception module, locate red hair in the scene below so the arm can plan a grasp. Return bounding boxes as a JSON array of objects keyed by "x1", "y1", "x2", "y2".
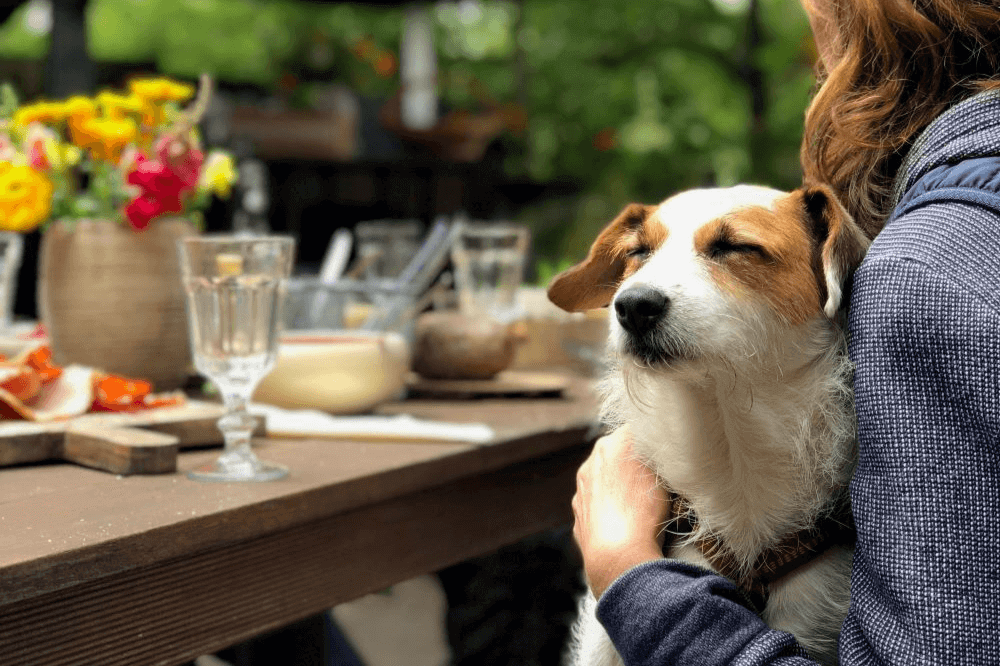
[{"x1": 801, "y1": 0, "x2": 1000, "y2": 238}]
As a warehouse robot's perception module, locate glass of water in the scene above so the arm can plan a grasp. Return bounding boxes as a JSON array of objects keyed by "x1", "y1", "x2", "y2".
[
  {"x1": 450, "y1": 223, "x2": 530, "y2": 324},
  {"x1": 177, "y1": 235, "x2": 295, "y2": 482}
]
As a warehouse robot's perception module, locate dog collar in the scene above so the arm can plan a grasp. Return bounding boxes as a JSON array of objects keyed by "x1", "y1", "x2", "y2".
[{"x1": 664, "y1": 493, "x2": 856, "y2": 615}]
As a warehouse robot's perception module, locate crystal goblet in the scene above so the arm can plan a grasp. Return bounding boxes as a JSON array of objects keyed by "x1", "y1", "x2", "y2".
[{"x1": 177, "y1": 235, "x2": 295, "y2": 482}]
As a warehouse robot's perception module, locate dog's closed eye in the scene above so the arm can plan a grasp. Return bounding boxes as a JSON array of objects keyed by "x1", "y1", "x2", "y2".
[
  {"x1": 709, "y1": 238, "x2": 767, "y2": 259},
  {"x1": 706, "y1": 227, "x2": 769, "y2": 261},
  {"x1": 625, "y1": 245, "x2": 651, "y2": 261}
]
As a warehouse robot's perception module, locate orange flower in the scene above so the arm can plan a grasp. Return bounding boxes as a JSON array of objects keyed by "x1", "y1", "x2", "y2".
[
  {"x1": 64, "y1": 96, "x2": 99, "y2": 147},
  {"x1": 138, "y1": 104, "x2": 165, "y2": 133}
]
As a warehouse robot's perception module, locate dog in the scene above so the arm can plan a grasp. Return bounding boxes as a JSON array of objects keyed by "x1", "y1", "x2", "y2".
[{"x1": 548, "y1": 184, "x2": 869, "y2": 666}]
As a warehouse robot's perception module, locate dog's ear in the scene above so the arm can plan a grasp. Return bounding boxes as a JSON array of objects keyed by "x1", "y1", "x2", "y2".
[
  {"x1": 547, "y1": 203, "x2": 653, "y2": 312},
  {"x1": 800, "y1": 183, "x2": 870, "y2": 318}
]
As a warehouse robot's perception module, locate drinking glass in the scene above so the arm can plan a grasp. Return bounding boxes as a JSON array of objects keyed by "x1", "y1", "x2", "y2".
[
  {"x1": 177, "y1": 235, "x2": 295, "y2": 482},
  {"x1": 353, "y1": 219, "x2": 423, "y2": 280},
  {"x1": 450, "y1": 223, "x2": 530, "y2": 324}
]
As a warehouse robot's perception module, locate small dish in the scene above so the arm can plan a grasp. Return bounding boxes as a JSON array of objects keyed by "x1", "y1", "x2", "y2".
[
  {"x1": 253, "y1": 330, "x2": 410, "y2": 415},
  {"x1": 411, "y1": 311, "x2": 526, "y2": 380}
]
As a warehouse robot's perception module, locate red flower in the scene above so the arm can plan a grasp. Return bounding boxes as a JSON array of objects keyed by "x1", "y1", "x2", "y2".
[
  {"x1": 123, "y1": 142, "x2": 202, "y2": 230},
  {"x1": 124, "y1": 194, "x2": 178, "y2": 230},
  {"x1": 155, "y1": 135, "x2": 204, "y2": 188}
]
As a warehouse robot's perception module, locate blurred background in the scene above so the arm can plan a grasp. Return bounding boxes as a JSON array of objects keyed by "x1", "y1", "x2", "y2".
[
  {"x1": 0, "y1": 0, "x2": 816, "y2": 315},
  {"x1": 0, "y1": 2, "x2": 820, "y2": 663}
]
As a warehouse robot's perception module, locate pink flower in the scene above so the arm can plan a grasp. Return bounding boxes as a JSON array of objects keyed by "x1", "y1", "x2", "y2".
[
  {"x1": 154, "y1": 135, "x2": 203, "y2": 188},
  {"x1": 27, "y1": 139, "x2": 49, "y2": 170},
  {"x1": 0, "y1": 135, "x2": 17, "y2": 162}
]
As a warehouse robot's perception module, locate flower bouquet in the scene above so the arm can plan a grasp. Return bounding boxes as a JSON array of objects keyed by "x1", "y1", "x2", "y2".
[
  {"x1": 0, "y1": 75, "x2": 236, "y2": 232},
  {"x1": 0, "y1": 75, "x2": 239, "y2": 390}
]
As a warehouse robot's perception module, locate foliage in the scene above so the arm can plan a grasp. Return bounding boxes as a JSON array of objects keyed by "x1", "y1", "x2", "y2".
[
  {"x1": 511, "y1": 0, "x2": 817, "y2": 264},
  {"x1": 0, "y1": 1, "x2": 48, "y2": 60},
  {"x1": 0, "y1": 0, "x2": 818, "y2": 260},
  {"x1": 0, "y1": 77, "x2": 237, "y2": 232}
]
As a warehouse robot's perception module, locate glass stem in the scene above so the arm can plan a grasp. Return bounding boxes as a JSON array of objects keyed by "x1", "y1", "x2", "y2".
[{"x1": 218, "y1": 389, "x2": 257, "y2": 458}]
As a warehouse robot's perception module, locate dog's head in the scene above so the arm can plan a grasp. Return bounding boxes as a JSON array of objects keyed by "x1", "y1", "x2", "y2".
[{"x1": 547, "y1": 184, "x2": 869, "y2": 368}]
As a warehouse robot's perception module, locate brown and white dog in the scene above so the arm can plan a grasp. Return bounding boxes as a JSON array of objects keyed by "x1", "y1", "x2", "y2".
[{"x1": 548, "y1": 184, "x2": 869, "y2": 666}]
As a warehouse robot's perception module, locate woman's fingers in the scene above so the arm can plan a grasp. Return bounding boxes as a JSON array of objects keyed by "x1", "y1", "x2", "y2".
[{"x1": 573, "y1": 428, "x2": 669, "y2": 596}]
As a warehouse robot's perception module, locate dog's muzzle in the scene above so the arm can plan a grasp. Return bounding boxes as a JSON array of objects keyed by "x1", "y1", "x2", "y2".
[
  {"x1": 614, "y1": 285, "x2": 684, "y2": 365},
  {"x1": 615, "y1": 286, "x2": 669, "y2": 336}
]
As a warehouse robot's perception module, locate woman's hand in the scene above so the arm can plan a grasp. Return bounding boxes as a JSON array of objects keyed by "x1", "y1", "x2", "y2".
[{"x1": 573, "y1": 427, "x2": 671, "y2": 597}]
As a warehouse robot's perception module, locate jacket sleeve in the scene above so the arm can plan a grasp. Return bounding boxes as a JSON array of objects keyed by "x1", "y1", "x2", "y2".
[{"x1": 595, "y1": 560, "x2": 816, "y2": 665}]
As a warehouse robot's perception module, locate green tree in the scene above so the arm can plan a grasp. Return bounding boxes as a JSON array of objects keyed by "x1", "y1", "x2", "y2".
[
  {"x1": 0, "y1": 0, "x2": 817, "y2": 266},
  {"x1": 512, "y1": 0, "x2": 815, "y2": 265}
]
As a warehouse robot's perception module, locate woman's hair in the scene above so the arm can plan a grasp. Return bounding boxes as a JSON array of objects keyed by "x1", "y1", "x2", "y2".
[{"x1": 801, "y1": 0, "x2": 1000, "y2": 238}]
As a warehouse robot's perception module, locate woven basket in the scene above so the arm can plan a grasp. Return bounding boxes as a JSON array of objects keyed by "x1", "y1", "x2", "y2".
[{"x1": 38, "y1": 217, "x2": 199, "y2": 390}]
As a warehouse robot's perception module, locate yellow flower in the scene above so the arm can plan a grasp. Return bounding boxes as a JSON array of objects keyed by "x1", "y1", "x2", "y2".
[
  {"x1": 73, "y1": 116, "x2": 138, "y2": 164},
  {"x1": 199, "y1": 151, "x2": 238, "y2": 198},
  {"x1": 11, "y1": 101, "x2": 65, "y2": 128},
  {"x1": 43, "y1": 140, "x2": 81, "y2": 171},
  {"x1": 96, "y1": 91, "x2": 145, "y2": 120},
  {"x1": 128, "y1": 78, "x2": 194, "y2": 131},
  {"x1": 129, "y1": 78, "x2": 195, "y2": 104},
  {"x1": 63, "y1": 96, "x2": 100, "y2": 149},
  {"x1": 1, "y1": 152, "x2": 27, "y2": 167},
  {"x1": 62, "y1": 96, "x2": 98, "y2": 121},
  {"x1": 0, "y1": 163, "x2": 54, "y2": 232},
  {"x1": 138, "y1": 106, "x2": 161, "y2": 132}
]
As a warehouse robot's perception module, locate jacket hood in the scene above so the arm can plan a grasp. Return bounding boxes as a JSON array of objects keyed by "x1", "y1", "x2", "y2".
[{"x1": 892, "y1": 88, "x2": 1000, "y2": 209}]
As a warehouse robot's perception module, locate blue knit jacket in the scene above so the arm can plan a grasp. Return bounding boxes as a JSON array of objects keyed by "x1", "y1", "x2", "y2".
[{"x1": 595, "y1": 90, "x2": 1000, "y2": 665}]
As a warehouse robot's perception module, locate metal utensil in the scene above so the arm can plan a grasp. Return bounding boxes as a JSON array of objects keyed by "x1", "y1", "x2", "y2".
[
  {"x1": 309, "y1": 228, "x2": 353, "y2": 324},
  {"x1": 361, "y1": 217, "x2": 457, "y2": 331}
]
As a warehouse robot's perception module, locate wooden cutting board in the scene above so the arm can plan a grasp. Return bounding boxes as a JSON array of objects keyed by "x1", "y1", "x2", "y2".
[{"x1": 0, "y1": 401, "x2": 266, "y2": 476}]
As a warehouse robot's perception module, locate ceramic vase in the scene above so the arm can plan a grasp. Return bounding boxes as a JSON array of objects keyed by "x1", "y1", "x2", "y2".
[{"x1": 38, "y1": 217, "x2": 198, "y2": 390}]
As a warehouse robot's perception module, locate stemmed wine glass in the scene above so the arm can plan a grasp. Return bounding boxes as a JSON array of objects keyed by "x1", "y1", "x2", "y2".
[{"x1": 177, "y1": 235, "x2": 295, "y2": 482}]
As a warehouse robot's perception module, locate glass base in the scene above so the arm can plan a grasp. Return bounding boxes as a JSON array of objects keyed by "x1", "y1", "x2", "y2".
[{"x1": 187, "y1": 448, "x2": 288, "y2": 482}]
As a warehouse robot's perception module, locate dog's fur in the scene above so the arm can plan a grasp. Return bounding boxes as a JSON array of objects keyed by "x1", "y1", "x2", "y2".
[{"x1": 548, "y1": 184, "x2": 869, "y2": 666}]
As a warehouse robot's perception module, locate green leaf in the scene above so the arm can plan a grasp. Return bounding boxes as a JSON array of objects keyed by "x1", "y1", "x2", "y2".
[{"x1": 0, "y1": 82, "x2": 18, "y2": 119}]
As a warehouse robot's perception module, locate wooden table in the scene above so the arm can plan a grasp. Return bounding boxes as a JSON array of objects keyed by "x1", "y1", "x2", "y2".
[{"x1": 0, "y1": 376, "x2": 599, "y2": 666}]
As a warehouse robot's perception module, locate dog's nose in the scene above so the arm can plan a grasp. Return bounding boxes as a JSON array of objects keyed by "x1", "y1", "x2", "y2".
[{"x1": 614, "y1": 286, "x2": 669, "y2": 335}]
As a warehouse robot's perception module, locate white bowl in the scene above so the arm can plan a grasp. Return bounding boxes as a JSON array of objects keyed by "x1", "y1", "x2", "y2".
[{"x1": 253, "y1": 331, "x2": 410, "y2": 414}]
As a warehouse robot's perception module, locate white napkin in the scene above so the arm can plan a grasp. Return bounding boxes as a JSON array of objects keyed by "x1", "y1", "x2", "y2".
[{"x1": 249, "y1": 403, "x2": 495, "y2": 444}]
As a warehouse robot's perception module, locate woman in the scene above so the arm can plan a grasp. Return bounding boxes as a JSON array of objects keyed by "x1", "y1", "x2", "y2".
[{"x1": 573, "y1": 1, "x2": 1000, "y2": 663}]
